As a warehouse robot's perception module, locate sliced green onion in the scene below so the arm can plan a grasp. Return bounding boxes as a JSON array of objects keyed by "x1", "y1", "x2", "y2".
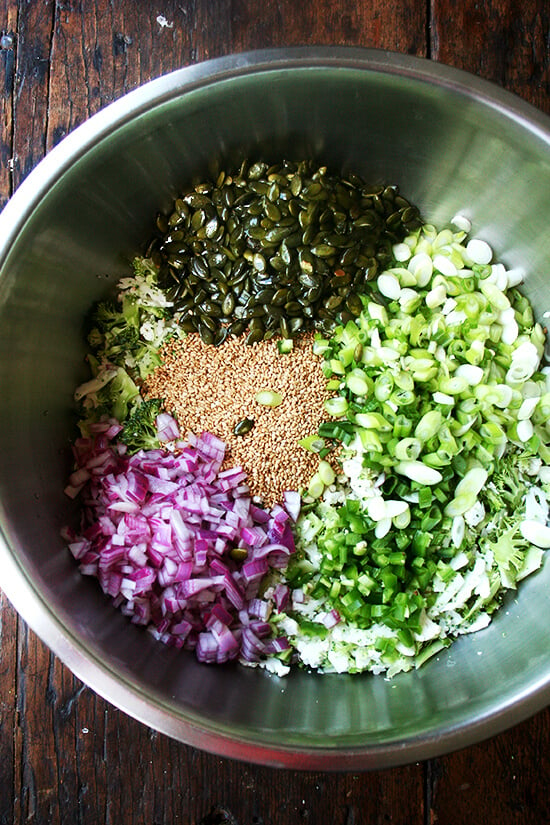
[
  {"x1": 394, "y1": 461, "x2": 443, "y2": 485},
  {"x1": 277, "y1": 338, "x2": 294, "y2": 354},
  {"x1": 324, "y1": 396, "x2": 349, "y2": 417},
  {"x1": 255, "y1": 389, "x2": 283, "y2": 407},
  {"x1": 318, "y1": 460, "x2": 336, "y2": 486},
  {"x1": 282, "y1": 216, "x2": 550, "y2": 677},
  {"x1": 414, "y1": 410, "x2": 443, "y2": 442},
  {"x1": 298, "y1": 435, "x2": 326, "y2": 453},
  {"x1": 307, "y1": 473, "x2": 325, "y2": 499},
  {"x1": 394, "y1": 437, "x2": 422, "y2": 461},
  {"x1": 444, "y1": 466, "x2": 488, "y2": 516},
  {"x1": 345, "y1": 368, "x2": 371, "y2": 396}
]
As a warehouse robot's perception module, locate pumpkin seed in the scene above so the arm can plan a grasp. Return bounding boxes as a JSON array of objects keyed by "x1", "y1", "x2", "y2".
[
  {"x1": 346, "y1": 293, "x2": 363, "y2": 315},
  {"x1": 289, "y1": 317, "x2": 304, "y2": 333},
  {"x1": 255, "y1": 288, "x2": 276, "y2": 303},
  {"x1": 324, "y1": 294, "x2": 345, "y2": 312},
  {"x1": 198, "y1": 323, "x2": 215, "y2": 345},
  {"x1": 284, "y1": 301, "x2": 303, "y2": 317},
  {"x1": 222, "y1": 293, "x2": 236, "y2": 315},
  {"x1": 180, "y1": 317, "x2": 198, "y2": 333},
  {"x1": 279, "y1": 316, "x2": 290, "y2": 338},
  {"x1": 272, "y1": 288, "x2": 290, "y2": 306},
  {"x1": 311, "y1": 244, "x2": 336, "y2": 258},
  {"x1": 228, "y1": 320, "x2": 247, "y2": 336},
  {"x1": 233, "y1": 417, "x2": 255, "y2": 436},
  {"x1": 214, "y1": 327, "x2": 228, "y2": 346},
  {"x1": 199, "y1": 313, "x2": 218, "y2": 333},
  {"x1": 205, "y1": 217, "x2": 219, "y2": 238},
  {"x1": 245, "y1": 327, "x2": 264, "y2": 345},
  {"x1": 253, "y1": 253, "x2": 267, "y2": 272},
  {"x1": 153, "y1": 159, "x2": 421, "y2": 344},
  {"x1": 202, "y1": 299, "x2": 223, "y2": 317}
]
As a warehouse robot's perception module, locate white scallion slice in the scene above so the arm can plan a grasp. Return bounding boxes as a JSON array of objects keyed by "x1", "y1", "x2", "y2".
[
  {"x1": 394, "y1": 461, "x2": 443, "y2": 485},
  {"x1": 467, "y1": 238, "x2": 493, "y2": 265},
  {"x1": 451, "y1": 214, "x2": 472, "y2": 233}
]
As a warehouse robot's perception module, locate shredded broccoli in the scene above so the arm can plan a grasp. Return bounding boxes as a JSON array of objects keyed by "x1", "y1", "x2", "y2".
[
  {"x1": 478, "y1": 449, "x2": 546, "y2": 588},
  {"x1": 75, "y1": 257, "x2": 182, "y2": 433},
  {"x1": 87, "y1": 294, "x2": 163, "y2": 381},
  {"x1": 75, "y1": 355, "x2": 141, "y2": 430},
  {"x1": 85, "y1": 257, "x2": 178, "y2": 381},
  {"x1": 482, "y1": 449, "x2": 531, "y2": 512},
  {"x1": 87, "y1": 300, "x2": 141, "y2": 360},
  {"x1": 102, "y1": 367, "x2": 141, "y2": 422},
  {"x1": 486, "y1": 519, "x2": 530, "y2": 588},
  {"x1": 119, "y1": 398, "x2": 165, "y2": 453}
]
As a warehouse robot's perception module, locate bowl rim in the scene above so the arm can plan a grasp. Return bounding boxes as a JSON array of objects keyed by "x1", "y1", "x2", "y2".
[{"x1": 0, "y1": 45, "x2": 549, "y2": 770}]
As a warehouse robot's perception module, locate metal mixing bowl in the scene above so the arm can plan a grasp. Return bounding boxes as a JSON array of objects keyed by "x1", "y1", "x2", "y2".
[{"x1": 1, "y1": 47, "x2": 549, "y2": 770}]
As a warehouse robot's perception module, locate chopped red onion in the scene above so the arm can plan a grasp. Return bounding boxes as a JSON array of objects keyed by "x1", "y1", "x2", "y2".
[
  {"x1": 63, "y1": 415, "x2": 298, "y2": 666},
  {"x1": 283, "y1": 490, "x2": 301, "y2": 522},
  {"x1": 155, "y1": 412, "x2": 181, "y2": 443},
  {"x1": 321, "y1": 608, "x2": 341, "y2": 629},
  {"x1": 273, "y1": 583, "x2": 290, "y2": 612}
]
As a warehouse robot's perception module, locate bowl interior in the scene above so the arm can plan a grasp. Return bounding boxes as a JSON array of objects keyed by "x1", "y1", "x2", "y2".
[{"x1": 1, "y1": 51, "x2": 550, "y2": 769}]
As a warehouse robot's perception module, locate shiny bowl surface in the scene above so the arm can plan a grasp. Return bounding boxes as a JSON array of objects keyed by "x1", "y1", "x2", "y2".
[{"x1": 0, "y1": 47, "x2": 549, "y2": 770}]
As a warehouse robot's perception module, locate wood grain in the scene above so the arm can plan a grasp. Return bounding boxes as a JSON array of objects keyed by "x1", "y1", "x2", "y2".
[
  {"x1": 0, "y1": 0, "x2": 16, "y2": 208},
  {"x1": 0, "y1": 0, "x2": 549, "y2": 822},
  {"x1": 432, "y1": 0, "x2": 550, "y2": 115},
  {"x1": 430, "y1": 707, "x2": 550, "y2": 824}
]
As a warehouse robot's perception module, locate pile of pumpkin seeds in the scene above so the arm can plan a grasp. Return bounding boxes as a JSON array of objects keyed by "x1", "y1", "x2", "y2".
[{"x1": 147, "y1": 160, "x2": 422, "y2": 345}]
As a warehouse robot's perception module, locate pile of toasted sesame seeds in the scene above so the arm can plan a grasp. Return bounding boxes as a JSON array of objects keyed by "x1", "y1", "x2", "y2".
[{"x1": 144, "y1": 333, "x2": 332, "y2": 506}]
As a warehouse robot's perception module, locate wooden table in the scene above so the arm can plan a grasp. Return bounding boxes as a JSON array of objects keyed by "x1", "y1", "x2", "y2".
[{"x1": 0, "y1": 2, "x2": 549, "y2": 823}]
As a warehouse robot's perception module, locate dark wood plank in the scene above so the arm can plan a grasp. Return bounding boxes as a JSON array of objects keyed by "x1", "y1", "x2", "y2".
[
  {"x1": 429, "y1": 708, "x2": 550, "y2": 825},
  {"x1": 10, "y1": 647, "x2": 426, "y2": 825},
  {"x1": 432, "y1": 0, "x2": 550, "y2": 115},
  {"x1": 0, "y1": 0, "x2": 17, "y2": 208},
  {"x1": 9, "y1": 0, "x2": 54, "y2": 187},
  {"x1": 46, "y1": 0, "x2": 197, "y2": 150},
  {"x1": 229, "y1": 0, "x2": 427, "y2": 54},
  {"x1": 0, "y1": 590, "x2": 18, "y2": 824}
]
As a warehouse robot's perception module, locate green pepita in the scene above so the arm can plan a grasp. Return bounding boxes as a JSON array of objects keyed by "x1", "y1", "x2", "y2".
[
  {"x1": 153, "y1": 159, "x2": 420, "y2": 344},
  {"x1": 233, "y1": 417, "x2": 255, "y2": 436}
]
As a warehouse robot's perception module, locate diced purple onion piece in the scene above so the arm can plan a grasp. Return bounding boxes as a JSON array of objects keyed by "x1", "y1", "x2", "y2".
[{"x1": 62, "y1": 416, "x2": 299, "y2": 666}]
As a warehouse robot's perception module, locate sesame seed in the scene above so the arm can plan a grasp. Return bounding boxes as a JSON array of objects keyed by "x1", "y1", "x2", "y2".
[{"x1": 144, "y1": 332, "x2": 333, "y2": 506}]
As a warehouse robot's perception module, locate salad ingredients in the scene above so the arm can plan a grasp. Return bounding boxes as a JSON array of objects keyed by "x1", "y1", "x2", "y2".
[
  {"x1": 65, "y1": 162, "x2": 550, "y2": 679},
  {"x1": 75, "y1": 257, "x2": 183, "y2": 435},
  {"x1": 144, "y1": 332, "x2": 334, "y2": 506},
  {"x1": 63, "y1": 416, "x2": 294, "y2": 667},
  {"x1": 148, "y1": 160, "x2": 422, "y2": 344},
  {"x1": 271, "y1": 219, "x2": 550, "y2": 676}
]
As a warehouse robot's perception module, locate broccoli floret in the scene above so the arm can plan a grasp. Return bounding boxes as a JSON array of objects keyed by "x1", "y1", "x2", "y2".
[
  {"x1": 118, "y1": 257, "x2": 173, "y2": 312},
  {"x1": 486, "y1": 520, "x2": 531, "y2": 589},
  {"x1": 102, "y1": 367, "x2": 141, "y2": 422},
  {"x1": 87, "y1": 298, "x2": 141, "y2": 364},
  {"x1": 482, "y1": 449, "x2": 530, "y2": 511},
  {"x1": 489, "y1": 522, "x2": 526, "y2": 574},
  {"x1": 119, "y1": 398, "x2": 165, "y2": 453},
  {"x1": 74, "y1": 359, "x2": 119, "y2": 409},
  {"x1": 75, "y1": 356, "x2": 140, "y2": 430},
  {"x1": 76, "y1": 257, "x2": 180, "y2": 434},
  {"x1": 93, "y1": 299, "x2": 139, "y2": 333},
  {"x1": 129, "y1": 256, "x2": 161, "y2": 282}
]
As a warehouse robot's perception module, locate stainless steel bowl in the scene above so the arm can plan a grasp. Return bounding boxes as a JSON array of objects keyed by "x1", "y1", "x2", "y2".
[{"x1": 1, "y1": 47, "x2": 549, "y2": 770}]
